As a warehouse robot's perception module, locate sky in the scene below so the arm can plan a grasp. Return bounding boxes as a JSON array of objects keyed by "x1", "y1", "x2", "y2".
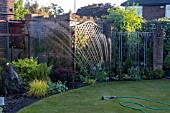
[{"x1": 25, "y1": 0, "x2": 127, "y2": 13}]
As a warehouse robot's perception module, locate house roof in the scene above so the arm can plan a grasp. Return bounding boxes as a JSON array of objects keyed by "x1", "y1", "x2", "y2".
[{"x1": 121, "y1": 0, "x2": 170, "y2": 6}]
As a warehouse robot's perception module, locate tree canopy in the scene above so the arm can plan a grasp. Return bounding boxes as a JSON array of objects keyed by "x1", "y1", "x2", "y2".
[
  {"x1": 14, "y1": 0, "x2": 29, "y2": 20},
  {"x1": 24, "y1": 1, "x2": 64, "y2": 17},
  {"x1": 106, "y1": 7, "x2": 144, "y2": 32}
]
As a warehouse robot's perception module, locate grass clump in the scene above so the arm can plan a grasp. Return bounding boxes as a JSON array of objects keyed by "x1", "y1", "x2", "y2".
[{"x1": 28, "y1": 80, "x2": 48, "y2": 98}]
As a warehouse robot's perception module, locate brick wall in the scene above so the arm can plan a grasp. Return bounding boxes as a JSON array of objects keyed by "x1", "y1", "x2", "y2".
[
  {"x1": 0, "y1": 0, "x2": 14, "y2": 61},
  {"x1": 24, "y1": 13, "x2": 94, "y2": 66},
  {"x1": 143, "y1": 5, "x2": 165, "y2": 20},
  {"x1": 0, "y1": 0, "x2": 14, "y2": 20}
]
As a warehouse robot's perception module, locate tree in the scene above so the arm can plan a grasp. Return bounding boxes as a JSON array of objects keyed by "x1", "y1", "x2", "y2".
[
  {"x1": 50, "y1": 3, "x2": 64, "y2": 16},
  {"x1": 24, "y1": 1, "x2": 62, "y2": 17},
  {"x1": 106, "y1": 7, "x2": 144, "y2": 32},
  {"x1": 38, "y1": 6, "x2": 51, "y2": 17},
  {"x1": 25, "y1": 0, "x2": 39, "y2": 14},
  {"x1": 14, "y1": 0, "x2": 29, "y2": 20}
]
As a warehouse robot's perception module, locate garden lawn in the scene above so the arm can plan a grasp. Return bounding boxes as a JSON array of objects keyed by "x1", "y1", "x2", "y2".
[{"x1": 18, "y1": 80, "x2": 170, "y2": 113}]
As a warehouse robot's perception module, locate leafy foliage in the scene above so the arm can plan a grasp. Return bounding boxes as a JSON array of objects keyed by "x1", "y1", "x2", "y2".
[
  {"x1": 80, "y1": 76, "x2": 96, "y2": 85},
  {"x1": 106, "y1": 7, "x2": 144, "y2": 32},
  {"x1": 12, "y1": 57, "x2": 52, "y2": 82},
  {"x1": 164, "y1": 39, "x2": 170, "y2": 51},
  {"x1": 47, "y1": 81, "x2": 68, "y2": 95},
  {"x1": 50, "y1": 3, "x2": 64, "y2": 16},
  {"x1": 49, "y1": 67, "x2": 75, "y2": 85},
  {"x1": 28, "y1": 80, "x2": 48, "y2": 98},
  {"x1": 123, "y1": 67, "x2": 141, "y2": 80},
  {"x1": 14, "y1": 0, "x2": 29, "y2": 20},
  {"x1": 12, "y1": 57, "x2": 38, "y2": 82},
  {"x1": 164, "y1": 55, "x2": 170, "y2": 68},
  {"x1": 141, "y1": 69, "x2": 154, "y2": 80},
  {"x1": 24, "y1": 0, "x2": 51, "y2": 17},
  {"x1": 0, "y1": 66, "x2": 2, "y2": 72},
  {"x1": 31, "y1": 62, "x2": 52, "y2": 81},
  {"x1": 154, "y1": 69, "x2": 165, "y2": 79}
]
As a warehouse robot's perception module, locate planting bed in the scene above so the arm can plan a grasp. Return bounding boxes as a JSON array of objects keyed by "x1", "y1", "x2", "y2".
[{"x1": 2, "y1": 81, "x2": 85, "y2": 113}]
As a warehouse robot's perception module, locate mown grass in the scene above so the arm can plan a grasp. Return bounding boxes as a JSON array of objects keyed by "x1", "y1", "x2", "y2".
[{"x1": 18, "y1": 79, "x2": 170, "y2": 113}]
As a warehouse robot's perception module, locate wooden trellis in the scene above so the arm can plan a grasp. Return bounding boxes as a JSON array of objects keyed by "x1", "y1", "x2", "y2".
[{"x1": 74, "y1": 21, "x2": 109, "y2": 72}]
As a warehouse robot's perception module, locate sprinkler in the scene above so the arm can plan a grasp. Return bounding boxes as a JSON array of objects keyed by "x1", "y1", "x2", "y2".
[{"x1": 101, "y1": 96, "x2": 116, "y2": 100}]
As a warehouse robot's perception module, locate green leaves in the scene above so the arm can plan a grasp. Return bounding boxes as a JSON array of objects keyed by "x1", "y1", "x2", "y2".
[
  {"x1": 12, "y1": 57, "x2": 38, "y2": 82},
  {"x1": 12, "y1": 57, "x2": 52, "y2": 82},
  {"x1": 106, "y1": 7, "x2": 144, "y2": 32},
  {"x1": 14, "y1": 0, "x2": 29, "y2": 20},
  {"x1": 31, "y1": 62, "x2": 53, "y2": 81},
  {"x1": 47, "y1": 81, "x2": 68, "y2": 95},
  {"x1": 164, "y1": 55, "x2": 170, "y2": 68}
]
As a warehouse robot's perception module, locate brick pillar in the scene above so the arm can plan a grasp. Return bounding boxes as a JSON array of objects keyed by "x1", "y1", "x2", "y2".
[
  {"x1": 153, "y1": 23, "x2": 164, "y2": 70},
  {"x1": 0, "y1": 0, "x2": 14, "y2": 20}
]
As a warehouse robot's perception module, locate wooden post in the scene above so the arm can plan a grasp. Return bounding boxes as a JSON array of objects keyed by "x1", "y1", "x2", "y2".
[
  {"x1": 153, "y1": 23, "x2": 164, "y2": 71},
  {"x1": 25, "y1": 14, "x2": 32, "y2": 58},
  {"x1": 73, "y1": 26, "x2": 77, "y2": 73}
]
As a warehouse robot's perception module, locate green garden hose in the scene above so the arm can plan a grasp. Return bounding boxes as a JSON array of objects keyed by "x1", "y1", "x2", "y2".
[{"x1": 101, "y1": 96, "x2": 170, "y2": 113}]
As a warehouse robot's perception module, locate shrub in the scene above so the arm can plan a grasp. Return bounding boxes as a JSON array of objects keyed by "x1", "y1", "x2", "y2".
[
  {"x1": 95, "y1": 71, "x2": 109, "y2": 82},
  {"x1": 127, "y1": 67, "x2": 141, "y2": 80},
  {"x1": 154, "y1": 69, "x2": 165, "y2": 79},
  {"x1": 47, "y1": 81, "x2": 68, "y2": 95},
  {"x1": 164, "y1": 55, "x2": 170, "y2": 68},
  {"x1": 141, "y1": 69, "x2": 154, "y2": 80},
  {"x1": 28, "y1": 80, "x2": 48, "y2": 98},
  {"x1": 12, "y1": 57, "x2": 52, "y2": 82},
  {"x1": 31, "y1": 62, "x2": 52, "y2": 81},
  {"x1": 12, "y1": 57, "x2": 38, "y2": 82},
  {"x1": 0, "y1": 66, "x2": 2, "y2": 73},
  {"x1": 49, "y1": 67, "x2": 75, "y2": 85},
  {"x1": 80, "y1": 76, "x2": 96, "y2": 85}
]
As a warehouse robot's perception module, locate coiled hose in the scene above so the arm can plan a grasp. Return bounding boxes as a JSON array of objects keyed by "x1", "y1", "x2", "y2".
[{"x1": 101, "y1": 96, "x2": 170, "y2": 113}]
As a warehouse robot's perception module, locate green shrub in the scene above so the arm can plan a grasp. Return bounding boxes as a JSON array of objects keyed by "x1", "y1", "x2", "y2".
[
  {"x1": 12, "y1": 57, "x2": 52, "y2": 82},
  {"x1": 28, "y1": 80, "x2": 48, "y2": 98},
  {"x1": 127, "y1": 67, "x2": 141, "y2": 80},
  {"x1": 141, "y1": 69, "x2": 154, "y2": 80},
  {"x1": 154, "y1": 69, "x2": 165, "y2": 79},
  {"x1": 164, "y1": 55, "x2": 170, "y2": 68},
  {"x1": 47, "y1": 81, "x2": 68, "y2": 95},
  {"x1": 0, "y1": 66, "x2": 2, "y2": 73},
  {"x1": 12, "y1": 57, "x2": 38, "y2": 82},
  {"x1": 31, "y1": 62, "x2": 52, "y2": 81},
  {"x1": 95, "y1": 71, "x2": 109, "y2": 82},
  {"x1": 80, "y1": 76, "x2": 96, "y2": 85}
]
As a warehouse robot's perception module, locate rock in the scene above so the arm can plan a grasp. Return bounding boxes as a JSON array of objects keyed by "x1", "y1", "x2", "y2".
[{"x1": 0, "y1": 63, "x2": 22, "y2": 95}]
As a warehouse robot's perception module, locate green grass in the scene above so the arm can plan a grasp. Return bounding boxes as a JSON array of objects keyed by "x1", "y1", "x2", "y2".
[{"x1": 18, "y1": 80, "x2": 170, "y2": 113}]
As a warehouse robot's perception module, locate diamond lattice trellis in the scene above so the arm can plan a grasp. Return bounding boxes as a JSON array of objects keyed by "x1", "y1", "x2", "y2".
[{"x1": 74, "y1": 21, "x2": 108, "y2": 71}]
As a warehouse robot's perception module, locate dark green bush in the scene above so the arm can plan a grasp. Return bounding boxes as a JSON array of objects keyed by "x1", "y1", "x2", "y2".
[
  {"x1": 126, "y1": 67, "x2": 141, "y2": 80},
  {"x1": 164, "y1": 55, "x2": 170, "y2": 68},
  {"x1": 80, "y1": 76, "x2": 96, "y2": 85},
  {"x1": 154, "y1": 69, "x2": 165, "y2": 79}
]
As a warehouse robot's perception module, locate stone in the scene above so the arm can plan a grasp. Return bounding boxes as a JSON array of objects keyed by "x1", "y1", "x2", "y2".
[{"x1": 0, "y1": 63, "x2": 22, "y2": 95}]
